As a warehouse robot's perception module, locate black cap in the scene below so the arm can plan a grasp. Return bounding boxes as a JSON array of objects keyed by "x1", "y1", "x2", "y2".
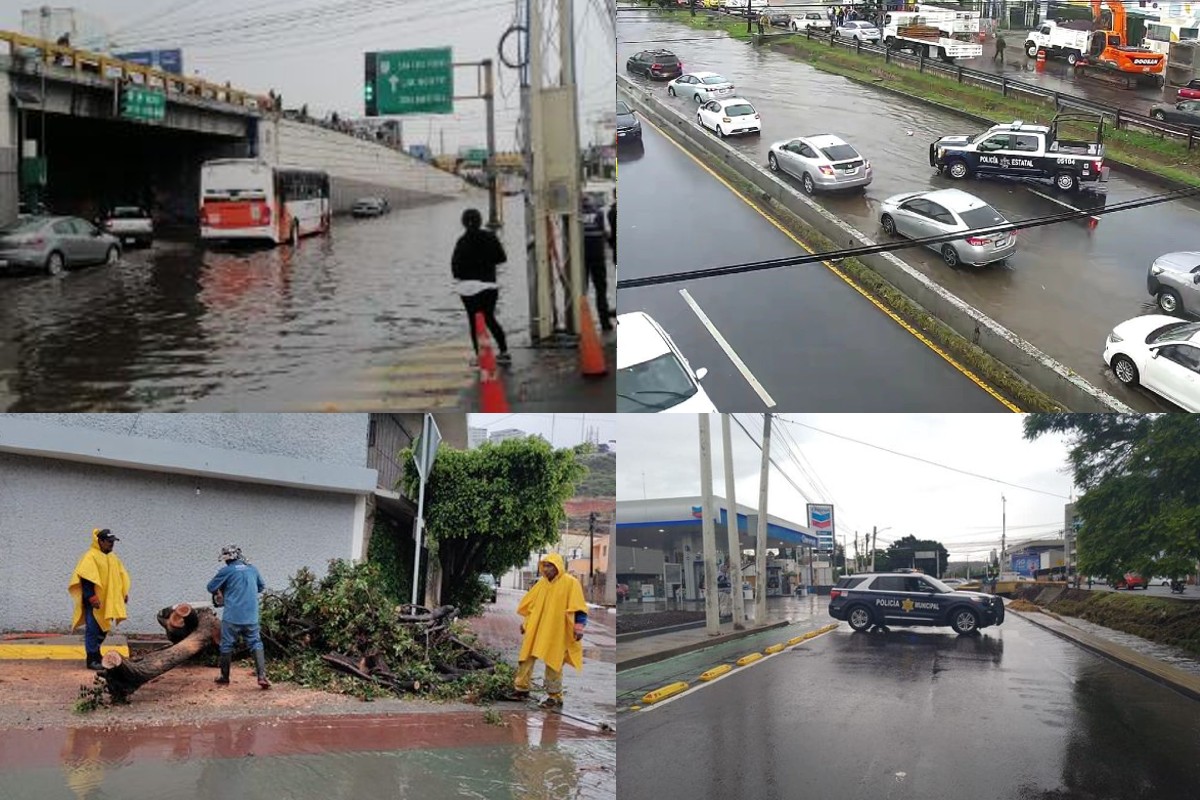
[{"x1": 97, "y1": 529, "x2": 120, "y2": 542}]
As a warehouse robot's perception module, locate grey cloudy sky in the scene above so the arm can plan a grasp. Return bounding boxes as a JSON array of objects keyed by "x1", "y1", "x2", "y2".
[
  {"x1": 618, "y1": 414, "x2": 1079, "y2": 563},
  {"x1": 470, "y1": 413, "x2": 617, "y2": 449},
  {"x1": 6, "y1": 0, "x2": 614, "y2": 151}
]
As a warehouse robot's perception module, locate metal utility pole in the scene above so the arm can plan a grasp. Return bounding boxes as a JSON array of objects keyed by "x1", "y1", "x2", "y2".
[
  {"x1": 559, "y1": 0, "x2": 583, "y2": 335},
  {"x1": 699, "y1": 415, "x2": 721, "y2": 636},
  {"x1": 755, "y1": 413, "x2": 771, "y2": 624},
  {"x1": 871, "y1": 526, "x2": 877, "y2": 572},
  {"x1": 588, "y1": 511, "x2": 597, "y2": 595},
  {"x1": 481, "y1": 59, "x2": 500, "y2": 229},
  {"x1": 721, "y1": 414, "x2": 746, "y2": 629},
  {"x1": 525, "y1": 0, "x2": 551, "y2": 342},
  {"x1": 1001, "y1": 494, "x2": 1007, "y2": 575}
]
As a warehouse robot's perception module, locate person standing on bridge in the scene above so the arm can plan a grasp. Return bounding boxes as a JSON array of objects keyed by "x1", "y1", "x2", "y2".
[
  {"x1": 994, "y1": 31, "x2": 1007, "y2": 64},
  {"x1": 452, "y1": 208, "x2": 511, "y2": 364}
]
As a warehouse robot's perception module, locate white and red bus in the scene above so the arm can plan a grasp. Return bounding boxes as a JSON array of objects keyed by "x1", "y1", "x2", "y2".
[{"x1": 199, "y1": 159, "x2": 330, "y2": 245}]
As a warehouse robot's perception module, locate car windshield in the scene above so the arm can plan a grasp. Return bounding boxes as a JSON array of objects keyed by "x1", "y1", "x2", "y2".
[
  {"x1": 112, "y1": 207, "x2": 144, "y2": 217},
  {"x1": 617, "y1": 101, "x2": 632, "y2": 115},
  {"x1": 701, "y1": 75, "x2": 729, "y2": 85},
  {"x1": 921, "y1": 577, "x2": 955, "y2": 593},
  {"x1": 0, "y1": 218, "x2": 46, "y2": 235},
  {"x1": 655, "y1": 54, "x2": 679, "y2": 65},
  {"x1": 819, "y1": 144, "x2": 859, "y2": 162},
  {"x1": 617, "y1": 352, "x2": 697, "y2": 412},
  {"x1": 959, "y1": 205, "x2": 1006, "y2": 228},
  {"x1": 1150, "y1": 321, "x2": 1200, "y2": 344},
  {"x1": 725, "y1": 103, "x2": 755, "y2": 116}
]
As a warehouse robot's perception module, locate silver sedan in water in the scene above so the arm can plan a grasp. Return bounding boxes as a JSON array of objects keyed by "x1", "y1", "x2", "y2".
[
  {"x1": 0, "y1": 216, "x2": 122, "y2": 276},
  {"x1": 879, "y1": 188, "x2": 1017, "y2": 268},
  {"x1": 767, "y1": 134, "x2": 872, "y2": 194}
]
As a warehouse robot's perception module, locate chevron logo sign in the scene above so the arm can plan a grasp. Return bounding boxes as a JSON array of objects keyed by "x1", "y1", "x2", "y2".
[
  {"x1": 691, "y1": 506, "x2": 704, "y2": 519},
  {"x1": 807, "y1": 504, "x2": 834, "y2": 531}
]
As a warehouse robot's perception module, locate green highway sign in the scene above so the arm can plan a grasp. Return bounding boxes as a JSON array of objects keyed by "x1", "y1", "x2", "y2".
[
  {"x1": 120, "y1": 86, "x2": 166, "y2": 122},
  {"x1": 460, "y1": 148, "x2": 488, "y2": 165},
  {"x1": 374, "y1": 47, "x2": 453, "y2": 116}
]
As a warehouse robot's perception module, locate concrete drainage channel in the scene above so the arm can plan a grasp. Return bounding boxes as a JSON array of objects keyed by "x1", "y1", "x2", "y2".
[{"x1": 617, "y1": 74, "x2": 1132, "y2": 413}]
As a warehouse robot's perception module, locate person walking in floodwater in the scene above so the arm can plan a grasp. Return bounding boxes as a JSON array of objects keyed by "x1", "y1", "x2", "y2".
[
  {"x1": 452, "y1": 208, "x2": 510, "y2": 364},
  {"x1": 994, "y1": 31, "x2": 1007, "y2": 63}
]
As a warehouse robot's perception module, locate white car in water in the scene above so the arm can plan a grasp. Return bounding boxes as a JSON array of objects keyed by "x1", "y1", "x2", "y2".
[
  {"x1": 617, "y1": 312, "x2": 717, "y2": 413},
  {"x1": 667, "y1": 71, "x2": 736, "y2": 103},
  {"x1": 1103, "y1": 315, "x2": 1200, "y2": 411},
  {"x1": 696, "y1": 97, "x2": 761, "y2": 138}
]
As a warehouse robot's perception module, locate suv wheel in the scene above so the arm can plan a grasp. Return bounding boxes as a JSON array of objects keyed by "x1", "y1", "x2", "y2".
[
  {"x1": 847, "y1": 605, "x2": 874, "y2": 632},
  {"x1": 947, "y1": 159, "x2": 970, "y2": 179},
  {"x1": 951, "y1": 608, "x2": 980, "y2": 634},
  {"x1": 1055, "y1": 172, "x2": 1079, "y2": 192}
]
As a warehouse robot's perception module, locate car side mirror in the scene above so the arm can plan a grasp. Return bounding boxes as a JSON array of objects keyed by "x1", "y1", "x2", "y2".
[
  {"x1": 695, "y1": 367, "x2": 709, "y2": 381},
  {"x1": 1193, "y1": 273, "x2": 1200, "y2": 285},
  {"x1": 1150, "y1": 349, "x2": 1161, "y2": 359}
]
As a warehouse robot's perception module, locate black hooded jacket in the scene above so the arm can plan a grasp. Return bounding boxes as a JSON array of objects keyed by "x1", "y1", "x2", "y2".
[{"x1": 452, "y1": 228, "x2": 507, "y2": 283}]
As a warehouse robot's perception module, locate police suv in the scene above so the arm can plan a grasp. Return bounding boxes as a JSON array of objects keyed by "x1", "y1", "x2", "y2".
[
  {"x1": 929, "y1": 114, "x2": 1106, "y2": 192},
  {"x1": 828, "y1": 570, "x2": 1005, "y2": 634}
]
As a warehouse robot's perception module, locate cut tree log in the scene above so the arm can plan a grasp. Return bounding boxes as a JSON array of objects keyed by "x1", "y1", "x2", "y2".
[{"x1": 102, "y1": 607, "x2": 220, "y2": 702}]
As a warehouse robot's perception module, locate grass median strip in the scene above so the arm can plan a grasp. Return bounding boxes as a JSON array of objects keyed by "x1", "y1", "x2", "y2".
[{"x1": 657, "y1": 10, "x2": 1200, "y2": 189}]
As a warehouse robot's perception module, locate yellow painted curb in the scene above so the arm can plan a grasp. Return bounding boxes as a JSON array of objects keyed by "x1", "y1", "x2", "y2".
[
  {"x1": 629, "y1": 705, "x2": 643, "y2": 711},
  {"x1": 736, "y1": 652, "x2": 763, "y2": 666},
  {"x1": 764, "y1": 643, "x2": 785, "y2": 654},
  {"x1": 642, "y1": 681, "x2": 689, "y2": 704},
  {"x1": 787, "y1": 635, "x2": 806, "y2": 646},
  {"x1": 699, "y1": 664, "x2": 733, "y2": 681},
  {"x1": 0, "y1": 644, "x2": 129, "y2": 660}
]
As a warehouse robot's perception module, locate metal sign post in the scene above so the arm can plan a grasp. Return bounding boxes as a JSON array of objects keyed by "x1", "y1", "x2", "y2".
[{"x1": 410, "y1": 413, "x2": 442, "y2": 607}]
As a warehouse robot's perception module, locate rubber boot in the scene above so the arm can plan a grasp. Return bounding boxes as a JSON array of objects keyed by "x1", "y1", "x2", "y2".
[
  {"x1": 85, "y1": 652, "x2": 104, "y2": 670},
  {"x1": 215, "y1": 654, "x2": 231, "y2": 685},
  {"x1": 254, "y1": 649, "x2": 271, "y2": 690}
]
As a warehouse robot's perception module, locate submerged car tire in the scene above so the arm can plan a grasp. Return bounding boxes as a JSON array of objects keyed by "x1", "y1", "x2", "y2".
[
  {"x1": 947, "y1": 159, "x2": 971, "y2": 179},
  {"x1": 768, "y1": 152, "x2": 780, "y2": 171},
  {"x1": 694, "y1": 93, "x2": 704, "y2": 103},
  {"x1": 1111, "y1": 354, "x2": 1139, "y2": 386},
  {"x1": 668, "y1": 85, "x2": 676, "y2": 97},
  {"x1": 801, "y1": 172, "x2": 815, "y2": 194},
  {"x1": 950, "y1": 607, "x2": 980, "y2": 634},
  {"x1": 1152, "y1": 109, "x2": 1166, "y2": 121},
  {"x1": 46, "y1": 251, "x2": 66, "y2": 276},
  {"x1": 881, "y1": 213, "x2": 897, "y2": 235},
  {"x1": 941, "y1": 245, "x2": 961, "y2": 268},
  {"x1": 716, "y1": 125, "x2": 726, "y2": 138},
  {"x1": 847, "y1": 605, "x2": 874, "y2": 632},
  {"x1": 1157, "y1": 288, "x2": 1183, "y2": 314},
  {"x1": 105, "y1": 246, "x2": 120, "y2": 266}
]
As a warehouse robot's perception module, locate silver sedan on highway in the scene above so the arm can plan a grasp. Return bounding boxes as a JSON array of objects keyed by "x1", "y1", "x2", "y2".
[
  {"x1": 767, "y1": 134, "x2": 872, "y2": 194},
  {"x1": 879, "y1": 188, "x2": 1017, "y2": 268}
]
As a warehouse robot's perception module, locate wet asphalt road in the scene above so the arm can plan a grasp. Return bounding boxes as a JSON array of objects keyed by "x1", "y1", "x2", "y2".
[
  {"x1": 617, "y1": 13, "x2": 1200, "y2": 411},
  {"x1": 618, "y1": 122, "x2": 1008, "y2": 411},
  {"x1": 616, "y1": 617, "x2": 1200, "y2": 800},
  {"x1": 0, "y1": 193, "x2": 539, "y2": 411}
]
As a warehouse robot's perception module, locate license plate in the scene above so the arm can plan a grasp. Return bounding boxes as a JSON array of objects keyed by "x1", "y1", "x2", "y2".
[
  {"x1": 995, "y1": 238, "x2": 1009, "y2": 248},
  {"x1": 124, "y1": 237, "x2": 135, "y2": 244},
  {"x1": 843, "y1": 167, "x2": 858, "y2": 175},
  {"x1": 617, "y1": 130, "x2": 627, "y2": 137}
]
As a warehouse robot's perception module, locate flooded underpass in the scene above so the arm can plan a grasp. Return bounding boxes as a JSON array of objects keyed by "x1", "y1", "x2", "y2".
[
  {"x1": 0, "y1": 711, "x2": 615, "y2": 800},
  {"x1": 0, "y1": 192, "x2": 533, "y2": 412}
]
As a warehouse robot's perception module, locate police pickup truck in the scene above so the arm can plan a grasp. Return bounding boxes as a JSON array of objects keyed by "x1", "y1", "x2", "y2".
[
  {"x1": 929, "y1": 114, "x2": 1107, "y2": 192},
  {"x1": 828, "y1": 570, "x2": 1005, "y2": 634}
]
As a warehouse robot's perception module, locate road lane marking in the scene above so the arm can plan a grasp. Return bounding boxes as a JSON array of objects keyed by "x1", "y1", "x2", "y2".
[
  {"x1": 628, "y1": 625, "x2": 839, "y2": 715},
  {"x1": 635, "y1": 112, "x2": 1021, "y2": 413},
  {"x1": 679, "y1": 288, "x2": 777, "y2": 408}
]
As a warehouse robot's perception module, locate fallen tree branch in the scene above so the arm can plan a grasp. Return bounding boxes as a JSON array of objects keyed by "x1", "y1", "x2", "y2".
[{"x1": 102, "y1": 608, "x2": 219, "y2": 702}]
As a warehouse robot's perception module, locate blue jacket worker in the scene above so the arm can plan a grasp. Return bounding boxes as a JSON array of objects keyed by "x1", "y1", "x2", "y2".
[{"x1": 207, "y1": 544, "x2": 270, "y2": 689}]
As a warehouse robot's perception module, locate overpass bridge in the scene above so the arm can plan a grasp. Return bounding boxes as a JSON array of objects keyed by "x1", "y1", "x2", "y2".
[{"x1": 0, "y1": 31, "x2": 467, "y2": 227}]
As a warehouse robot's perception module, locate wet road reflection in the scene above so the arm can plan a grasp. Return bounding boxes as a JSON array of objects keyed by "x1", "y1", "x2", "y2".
[{"x1": 0, "y1": 193, "x2": 531, "y2": 411}]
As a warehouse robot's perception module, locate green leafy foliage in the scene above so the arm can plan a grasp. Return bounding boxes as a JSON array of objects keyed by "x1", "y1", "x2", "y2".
[
  {"x1": 1025, "y1": 414, "x2": 1200, "y2": 581},
  {"x1": 575, "y1": 451, "x2": 616, "y2": 498},
  {"x1": 74, "y1": 678, "x2": 107, "y2": 713},
  {"x1": 874, "y1": 535, "x2": 950, "y2": 574},
  {"x1": 397, "y1": 437, "x2": 586, "y2": 613}
]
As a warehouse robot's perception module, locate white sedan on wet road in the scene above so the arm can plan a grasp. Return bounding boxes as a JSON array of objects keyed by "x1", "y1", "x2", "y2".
[
  {"x1": 696, "y1": 97, "x2": 761, "y2": 138},
  {"x1": 667, "y1": 71, "x2": 736, "y2": 103},
  {"x1": 767, "y1": 134, "x2": 873, "y2": 194},
  {"x1": 1103, "y1": 315, "x2": 1200, "y2": 411}
]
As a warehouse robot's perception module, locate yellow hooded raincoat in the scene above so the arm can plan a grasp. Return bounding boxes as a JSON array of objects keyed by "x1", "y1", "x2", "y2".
[
  {"x1": 68, "y1": 528, "x2": 131, "y2": 633},
  {"x1": 517, "y1": 553, "x2": 588, "y2": 673}
]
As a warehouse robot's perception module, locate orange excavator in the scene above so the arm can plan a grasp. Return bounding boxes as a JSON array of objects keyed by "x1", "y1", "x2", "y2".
[{"x1": 1074, "y1": 0, "x2": 1166, "y2": 86}]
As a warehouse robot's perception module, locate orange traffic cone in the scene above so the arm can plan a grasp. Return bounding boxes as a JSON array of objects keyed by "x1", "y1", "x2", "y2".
[
  {"x1": 577, "y1": 297, "x2": 608, "y2": 378},
  {"x1": 475, "y1": 312, "x2": 510, "y2": 411}
]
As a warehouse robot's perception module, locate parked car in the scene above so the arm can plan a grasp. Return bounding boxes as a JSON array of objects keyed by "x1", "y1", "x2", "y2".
[
  {"x1": 767, "y1": 133, "x2": 872, "y2": 194},
  {"x1": 1178, "y1": 78, "x2": 1200, "y2": 100},
  {"x1": 879, "y1": 188, "x2": 1016, "y2": 268},
  {"x1": 0, "y1": 216, "x2": 121, "y2": 276},
  {"x1": 1112, "y1": 573, "x2": 1147, "y2": 590},
  {"x1": 791, "y1": 12, "x2": 831, "y2": 31},
  {"x1": 617, "y1": 311, "x2": 717, "y2": 412},
  {"x1": 940, "y1": 578, "x2": 968, "y2": 587},
  {"x1": 667, "y1": 71, "x2": 735, "y2": 103},
  {"x1": 696, "y1": 97, "x2": 761, "y2": 137},
  {"x1": 1146, "y1": 250, "x2": 1200, "y2": 316},
  {"x1": 626, "y1": 49, "x2": 683, "y2": 80},
  {"x1": 98, "y1": 205, "x2": 153, "y2": 247},
  {"x1": 1149, "y1": 99, "x2": 1200, "y2": 127},
  {"x1": 1103, "y1": 315, "x2": 1200, "y2": 411},
  {"x1": 351, "y1": 197, "x2": 389, "y2": 218},
  {"x1": 617, "y1": 99, "x2": 642, "y2": 144},
  {"x1": 1150, "y1": 576, "x2": 1172, "y2": 586},
  {"x1": 836, "y1": 20, "x2": 882, "y2": 41},
  {"x1": 767, "y1": 11, "x2": 793, "y2": 28},
  {"x1": 478, "y1": 573, "x2": 498, "y2": 603}
]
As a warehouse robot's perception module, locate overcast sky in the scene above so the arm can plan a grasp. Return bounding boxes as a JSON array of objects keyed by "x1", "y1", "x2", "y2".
[
  {"x1": 618, "y1": 414, "x2": 1078, "y2": 563},
  {"x1": 6, "y1": 0, "x2": 614, "y2": 151},
  {"x1": 470, "y1": 413, "x2": 617, "y2": 449}
]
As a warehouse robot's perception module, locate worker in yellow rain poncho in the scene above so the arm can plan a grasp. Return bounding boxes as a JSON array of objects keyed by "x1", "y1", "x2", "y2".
[
  {"x1": 68, "y1": 528, "x2": 130, "y2": 670},
  {"x1": 512, "y1": 552, "x2": 588, "y2": 709}
]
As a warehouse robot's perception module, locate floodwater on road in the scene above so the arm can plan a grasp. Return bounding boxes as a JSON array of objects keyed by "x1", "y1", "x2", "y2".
[
  {"x1": 0, "y1": 711, "x2": 615, "y2": 800},
  {"x1": 0, "y1": 192, "x2": 533, "y2": 412}
]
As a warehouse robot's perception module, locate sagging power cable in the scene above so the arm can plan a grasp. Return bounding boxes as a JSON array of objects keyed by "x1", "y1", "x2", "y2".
[{"x1": 615, "y1": 184, "x2": 1200, "y2": 291}]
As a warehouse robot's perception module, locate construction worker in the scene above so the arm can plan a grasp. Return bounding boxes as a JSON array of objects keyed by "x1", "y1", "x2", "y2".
[
  {"x1": 994, "y1": 31, "x2": 1007, "y2": 64},
  {"x1": 207, "y1": 544, "x2": 270, "y2": 689},
  {"x1": 69, "y1": 528, "x2": 130, "y2": 670}
]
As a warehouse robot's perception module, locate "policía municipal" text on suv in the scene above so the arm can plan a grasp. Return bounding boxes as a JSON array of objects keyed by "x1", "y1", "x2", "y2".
[{"x1": 829, "y1": 571, "x2": 1005, "y2": 635}]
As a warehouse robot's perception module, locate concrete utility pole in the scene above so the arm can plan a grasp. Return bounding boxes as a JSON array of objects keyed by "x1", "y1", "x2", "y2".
[
  {"x1": 525, "y1": 0, "x2": 550, "y2": 342},
  {"x1": 699, "y1": 415, "x2": 720, "y2": 636},
  {"x1": 755, "y1": 413, "x2": 771, "y2": 625},
  {"x1": 721, "y1": 414, "x2": 746, "y2": 629},
  {"x1": 871, "y1": 526, "x2": 877, "y2": 572},
  {"x1": 1001, "y1": 494, "x2": 1007, "y2": 574}
]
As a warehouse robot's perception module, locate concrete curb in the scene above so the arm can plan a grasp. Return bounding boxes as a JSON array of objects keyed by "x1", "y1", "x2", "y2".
[
  {"x1": 1007, "y1": 608, "x2": 1200, "y2": 702},
  {"x1": 618, "y1": 74, "x2": 1131, "y2": 412},
  {"x1": 617, "y1": 619, "x2": 791, "y2": 672},
  {"x1": 617, "y1": 619, "x2": 708, "y2": 642}
]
